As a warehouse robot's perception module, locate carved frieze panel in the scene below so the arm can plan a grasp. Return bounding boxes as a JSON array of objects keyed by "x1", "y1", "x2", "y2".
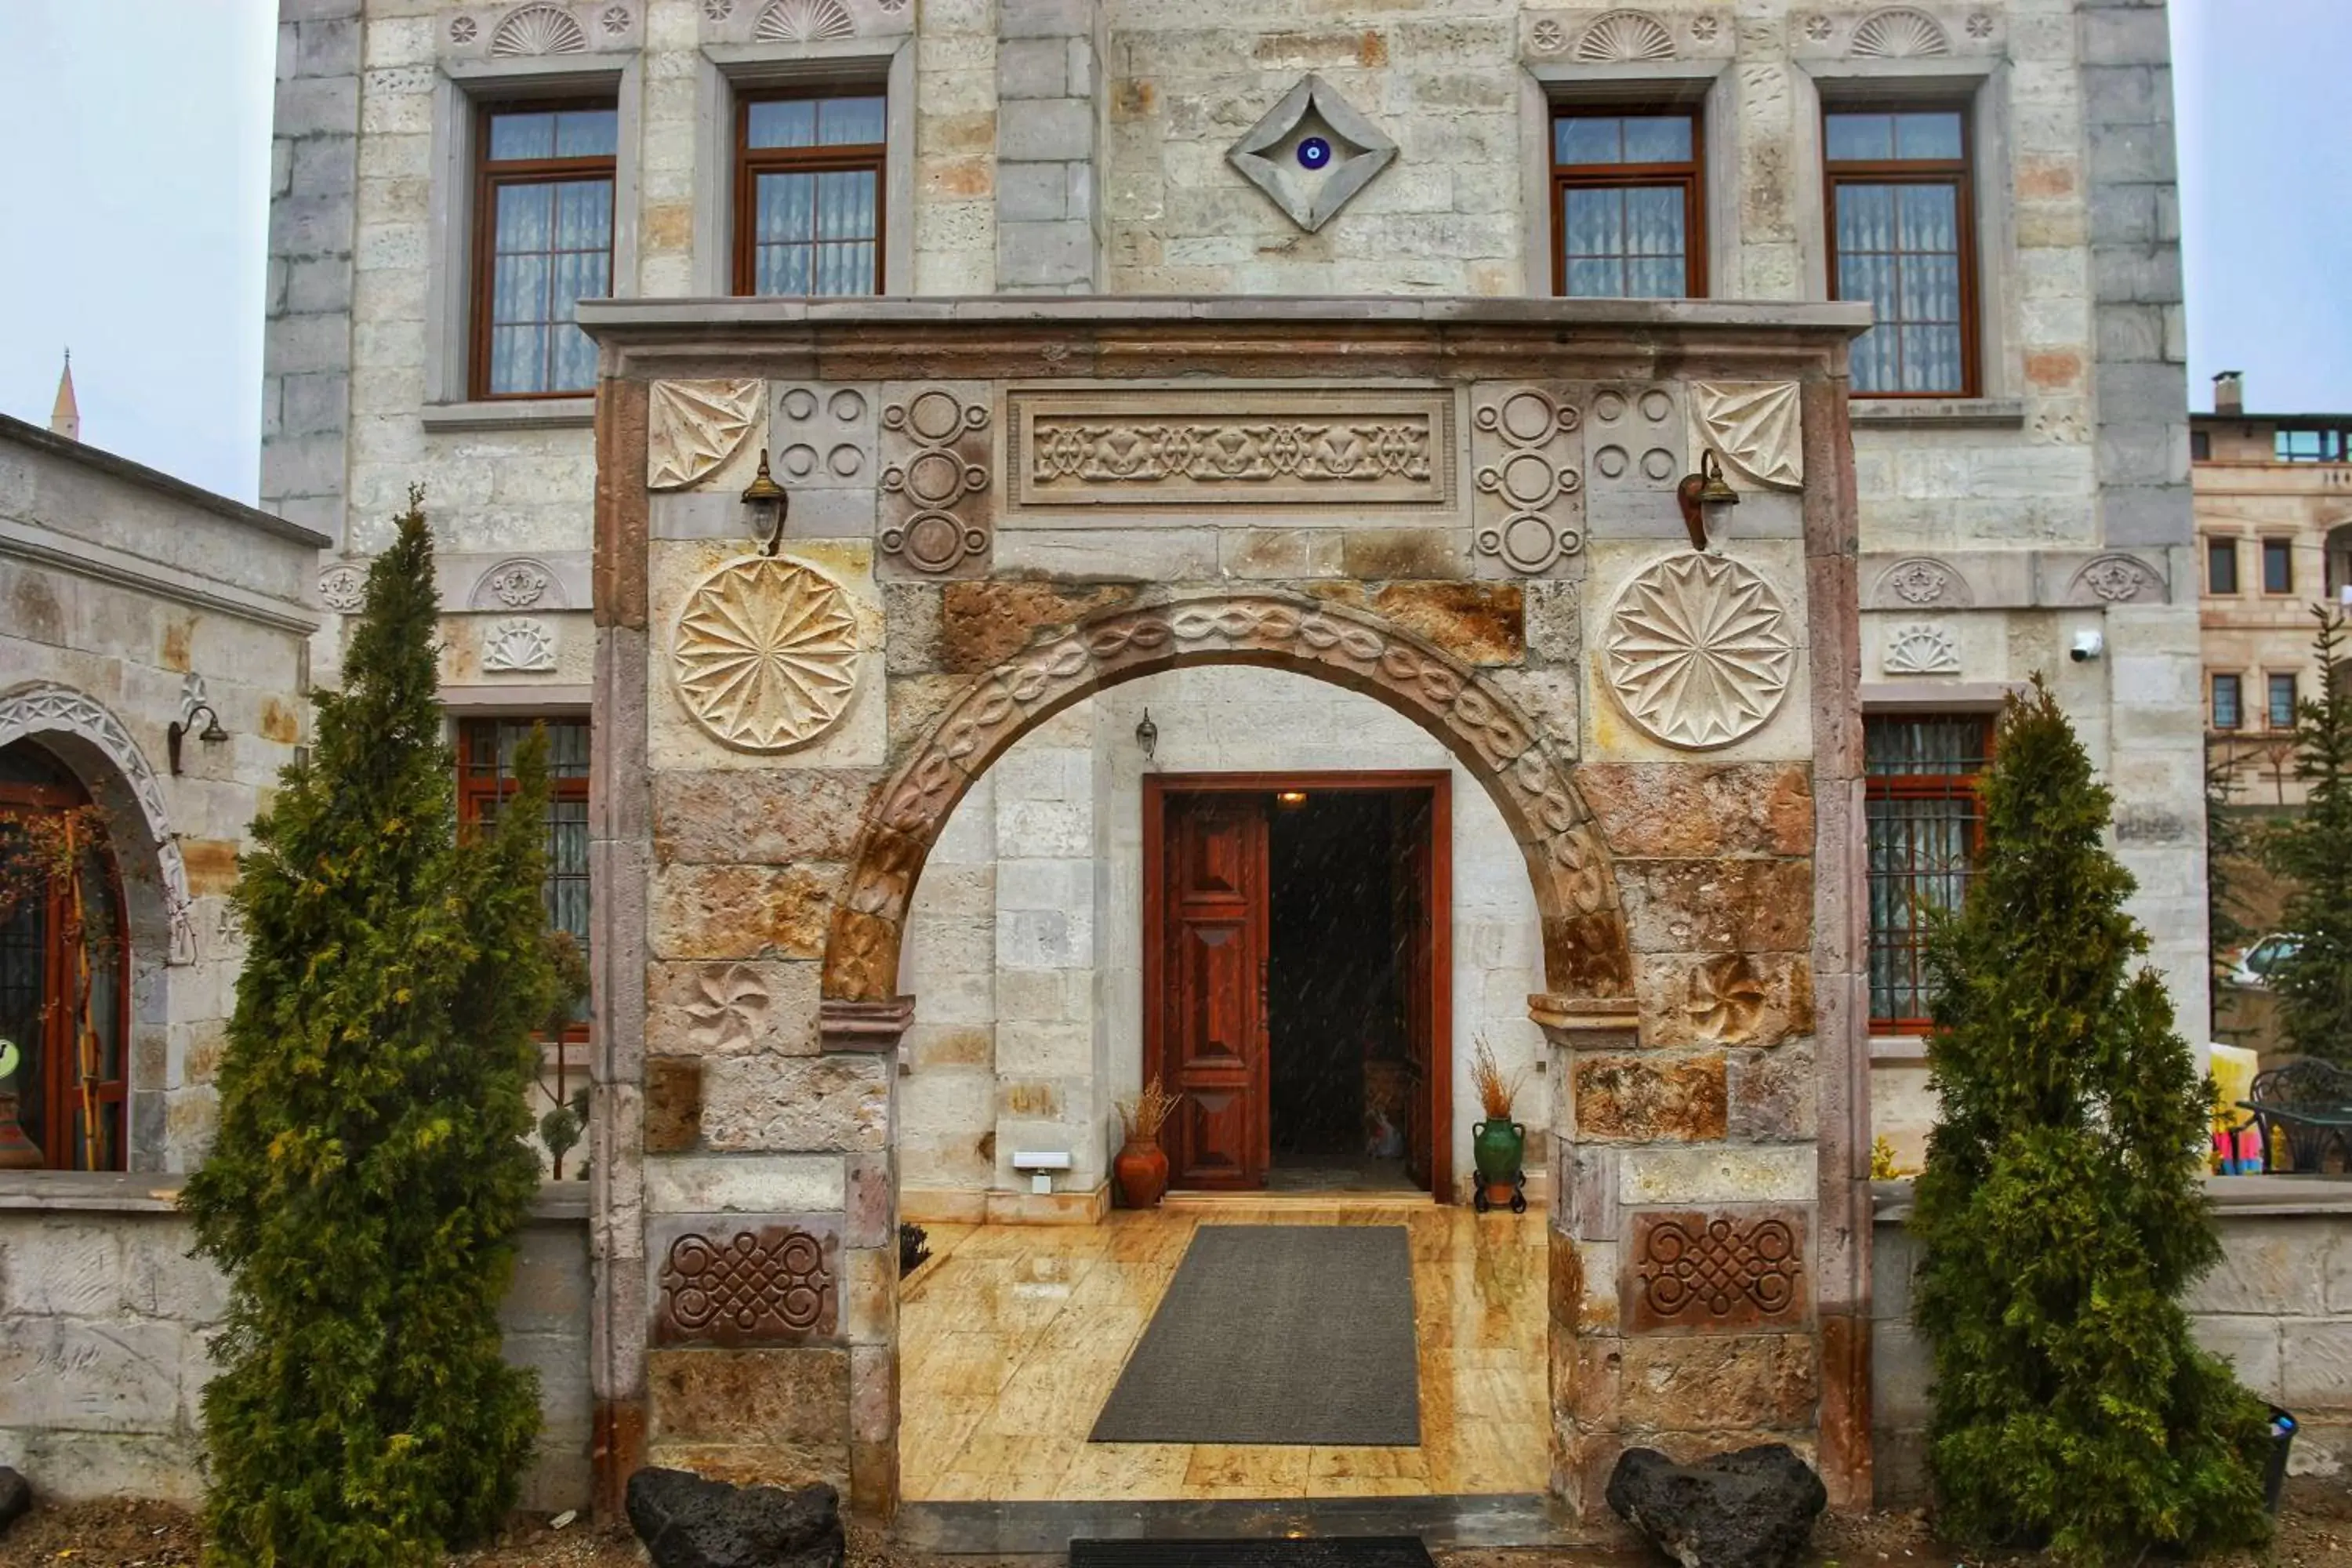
[
  {"x1": 441, "y1": 2, "x2": 641, "y2": 60},
  {"x1": 652, "y1": 1218, "x2": 840, "y2": 1345},
  {"x1": 1792, "y1": 4, "x2": 1995, "y2": 60},
  {"x1": 2067, "y1": 553, "x2": 2166, "y2": 606},
  {"x1": 482, "y1": 617, "x2": 557, "y2": 673},
  {"x1": 1625, "y1": 1210, "x2": 1809, "y2": 1334},
  {"x1": 1470, "y1": 386, "x2": 1585, "y2": 578},
  {"x1": 879, "y1": 383, "x2": 993, "y2": 576},
  {"x1": 1690, "y1": 383, "x2": 1803, "y2": 492},
  {"x1": 698, "y1": 0, "x2": 909, "y2": 44},
  {"x1": 1882, "y1": 622, "x2": 1961, "y2": 676},
  {"x1": 670, "y1": 554, "x2": 862, "y2": 750},
  {"x1": 1005, "y1": 387, "x2": 1460, "y2": 521},
  {"x1": 1601, "y1": 553, "x2": 1795, "y2": 750},
  {"x1": 1869, "y1": 556, "x2": 1972, "y2": 610},
  {"x1": 648, "y1": 379, "x2": 764, "y2": 492}
]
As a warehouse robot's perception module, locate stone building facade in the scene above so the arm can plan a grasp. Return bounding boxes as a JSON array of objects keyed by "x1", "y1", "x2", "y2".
[{"x1": 249, "y1": 0, "x2": 2203, "y2": 1523}]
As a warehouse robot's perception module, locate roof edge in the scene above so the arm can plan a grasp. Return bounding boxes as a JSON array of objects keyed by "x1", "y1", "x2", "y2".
[{"x1": 0, "y1": 412, "x2": 331, "y2": 550}]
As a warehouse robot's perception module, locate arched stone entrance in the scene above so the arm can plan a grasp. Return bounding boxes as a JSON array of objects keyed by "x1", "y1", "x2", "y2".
[{"x1": 583, "y1": 299, "x2": 1871, "y2": 1536}]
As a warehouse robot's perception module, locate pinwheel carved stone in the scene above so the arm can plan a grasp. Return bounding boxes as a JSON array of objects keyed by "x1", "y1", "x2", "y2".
[
  {"x1": 671, "y1": 555, "x2": 862, "y2": 751},
  {"x1": 648, "y1": 379, "x2": 764, "y2": 491},
  {"x1": 1602, "y1": 553, "x2": 1795, "y2": 750}
]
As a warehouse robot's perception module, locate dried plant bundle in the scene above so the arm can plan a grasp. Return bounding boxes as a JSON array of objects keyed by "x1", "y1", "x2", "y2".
[
  {"x1": 1470, "y1": 1034, "x2": 1526, "y2": 1121},
  {"x1": 1119, "y1": 1076, "x2": 1181, "y2": 1144}
]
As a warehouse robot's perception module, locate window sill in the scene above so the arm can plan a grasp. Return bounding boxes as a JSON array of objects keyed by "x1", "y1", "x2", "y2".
[
  {"x1": 421, "y1": 398, "x2": 596, "y2": 433},
  {"x1": 1870, "y1": 1034, "x2": 1930, "y2": 1063},
  {"x1": 1849, "y1": 397, "x2": 2024, "y2": 430}
]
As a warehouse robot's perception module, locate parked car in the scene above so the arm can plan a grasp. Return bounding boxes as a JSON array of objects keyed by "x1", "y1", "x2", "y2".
[{"x1": 2230, "y1": 933, "x2": 2303, "y2": 992}]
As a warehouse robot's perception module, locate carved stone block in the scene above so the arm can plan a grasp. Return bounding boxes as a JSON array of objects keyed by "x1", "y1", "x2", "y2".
[
  {"x1": 877, "y1": 383, "x2": 993, "y2": 577},
  {"x1": 1624, "y1": 1209, "x2": 1809, "y2": 1334},
  {"x1": 1600, "y1": 552, "x2": 1795, "y2": 750},
  {"x1": 651, "y1": 1214, "x2": 842, "y2": 1346},
  {"x1": 1470, "y1": 384, "x2": 1586, "y2": 578},
  {"x1": 1689, "y1": 383, "x2": 1802, "y2": 492},
  {"x1": 648, "y1": 379, "x2": 765, "y2": 492},
  {"x1": 770, "y1": 383, "x2": 881, "y2": 538},
  {"x1": 1585, "y1": 386, "x2": 1686, "y2": 493},
  {"x1": 670, "y1": 555, "x2": 862, "y2": 751}
]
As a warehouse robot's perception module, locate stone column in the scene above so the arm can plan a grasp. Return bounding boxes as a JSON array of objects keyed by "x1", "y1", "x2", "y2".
[
  {"x1": 993, "y1": 0, "x2": 1105, "y2": 293},
  {"x1": 260, "y1": 0, "x2": 361, "y2": 546},
  {"x1": 2079, "y1": 0, "x2": 2209, "y2": 1033}
]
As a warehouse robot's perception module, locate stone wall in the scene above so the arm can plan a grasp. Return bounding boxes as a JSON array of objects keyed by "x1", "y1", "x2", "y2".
[
  {"x1": 1871, "y1": 1179, "x2": 2352, "y2": 1505},
  {"x1": 0, "y1": 1175, "x2": 593, "y2": 1512}
]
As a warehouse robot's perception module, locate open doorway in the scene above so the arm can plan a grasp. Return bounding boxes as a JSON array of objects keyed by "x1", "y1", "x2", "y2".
[{"x1": 1143, "y1": 772, "x2": 1450, "y2": 1198}]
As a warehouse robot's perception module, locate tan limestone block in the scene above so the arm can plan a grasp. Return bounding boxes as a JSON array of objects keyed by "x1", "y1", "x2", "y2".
[
  {"x1": 1573, "y1": 1053, "x2": 1729, "y2": 1142},
  {"x1": 1617, "y1": 1334, "x2": 1820, "y2": 1432},
  {"x1": 1633, "y1": 953, "x2": 1815, "y2": 1050},
  {"x1": 649, "y1": 862, "x2": 840, "y2": 962},
  {"x1": 1367, "y1": 581, "x2": 1524, "y2": 666},
  {"x1": 646, "y1": 960, "x2": 819, "y2": 1057},
  {"x1": 1619, "y1": 1147, "x2": 1816, "y2": 1207},
  {"x1": 702, "y1": 1054, "x2": 891, "y2": 1154},
  {"x1": 1576, "y1": 762, "x2": 1814, "y2": 858},
  {"x1": 652, "y1": 768, "x2": 882, "y2": 865}
]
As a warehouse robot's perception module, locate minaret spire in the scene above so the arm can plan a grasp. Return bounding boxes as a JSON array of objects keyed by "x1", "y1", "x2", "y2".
[{"x1": 49, "y1": 350, "x2": 79, "y2": 442}]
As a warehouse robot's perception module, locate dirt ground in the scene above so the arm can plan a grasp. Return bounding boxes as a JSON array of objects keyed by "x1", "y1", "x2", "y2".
[{"x1": 3, "y1": 1501, "x2": 2350, "y2": 1568}]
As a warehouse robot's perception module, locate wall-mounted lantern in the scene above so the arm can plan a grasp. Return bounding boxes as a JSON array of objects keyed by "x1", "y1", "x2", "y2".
[
  {"x1": 167, "y1": 698, "x2": 227, "y2": 776},
  {"x1": 1675, "y1": 449, "x2": 1740, "y2": 552},
  {"x1": 741, "y1": 451, "x2": 789, "y2": 555}
]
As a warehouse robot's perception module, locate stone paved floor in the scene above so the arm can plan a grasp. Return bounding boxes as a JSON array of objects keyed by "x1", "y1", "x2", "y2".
[{"x1": 898, "y1": 1199, "x2": 1549, "y2": 1501}]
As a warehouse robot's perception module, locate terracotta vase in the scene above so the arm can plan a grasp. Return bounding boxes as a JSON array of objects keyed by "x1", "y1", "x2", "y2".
[{"x1": 1114, "y1": 1134, "x2": 1170, "y2": 1210}]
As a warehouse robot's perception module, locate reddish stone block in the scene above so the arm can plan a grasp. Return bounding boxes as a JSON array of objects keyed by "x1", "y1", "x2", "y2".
[
  {"x1": 644, "y1": 1057, "x2": 702, "y2": 1153},
  {"x1": 1573, "y1": 1054, "x2": 1729, "y2": 1142},
  {"x1": 1624, "y1": 1209, "x2": 1809, "y2": 1334},
  {"x1": 1575, "y1": 763, "x2": 1815, "y2": 858},
  {"x1": 940, "y1": 581, "x2": 1139, "y2": 672},
  {"x1": 651, "y1": 1219, "x2": 840, "y2": 1347},
  {"x1": 1369, "y1": 580, "x2": 1525, "y2": 666}
]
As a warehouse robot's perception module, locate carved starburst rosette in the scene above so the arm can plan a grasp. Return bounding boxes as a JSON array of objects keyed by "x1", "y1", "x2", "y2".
[
  {"x1": 671, "y1": 556, "x2": 861, "y2": 751},
  {"x1": 1602, "y1": 553, "x2": 1795, "y2": 750}
]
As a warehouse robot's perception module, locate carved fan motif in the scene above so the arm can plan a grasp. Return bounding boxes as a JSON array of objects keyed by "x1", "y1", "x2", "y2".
[
  {"x1": 672, "y1": 557, "x2": 862, "y2": 751},
  {"x1": 648, "y1": 379, "x2": 764, "y2": 490},
  {"x1": 491, "y1": 2, "x2": 589, "y2": 55},
  {"x1": 1574, "y1": 9, "x2": 1677, "y2": 62},
  {"x1": 755, "y1": 0, "x2": 854, "y2": 42},
  {"x1": 1602, "y1": 553, "x2": 1795, "y2": 750},
  {"x1": 1882, "y1": 622, "x2": 1961, "y2": 676},
  {"x1": 1851, "y1": 6, "x2": 1951, "y2": 57}
]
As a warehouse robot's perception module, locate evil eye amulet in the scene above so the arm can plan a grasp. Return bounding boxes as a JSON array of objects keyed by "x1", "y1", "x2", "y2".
[{"x1": 1297, "y1": 136, "x2": 1332, "y2": 169}]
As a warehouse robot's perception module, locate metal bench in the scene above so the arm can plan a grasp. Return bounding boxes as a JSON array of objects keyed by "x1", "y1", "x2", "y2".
[{"x1": 2240, "y1": 1059, "x2": 2352, "y2": 1174}]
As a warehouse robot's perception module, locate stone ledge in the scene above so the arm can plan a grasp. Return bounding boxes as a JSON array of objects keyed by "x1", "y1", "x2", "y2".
[
  {"x1": 1850, "y1": 397, "x2": 2027, "y2": 429},
  {"x1": 1872, "y1": 1174, "x2": 2352, "y2": 1222},
  {"x1": 0, "y1": 1170, "x2": 593, "y2": 1221},
  {"x1": 420, "y1": 398, "x2": 597, "y2": 433}
]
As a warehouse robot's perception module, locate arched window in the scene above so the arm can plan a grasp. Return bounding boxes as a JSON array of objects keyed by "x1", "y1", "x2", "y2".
[{"x1": 0, "y1": 740, "x2": 130, "y2": 1171}]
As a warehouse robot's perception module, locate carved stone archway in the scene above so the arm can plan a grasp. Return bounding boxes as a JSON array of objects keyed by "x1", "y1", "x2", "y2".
[
  {"x1": 0, "y1": 684, "x2": 194, "y2": 965},
  {"x1": 819, "y1": 591, "x2": 1633, "y2": 1025}
]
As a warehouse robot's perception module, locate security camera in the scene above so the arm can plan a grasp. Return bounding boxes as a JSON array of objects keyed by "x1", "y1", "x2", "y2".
[{"x1": 2070, "y1": 629, "x2": 2104, "y2": 663}]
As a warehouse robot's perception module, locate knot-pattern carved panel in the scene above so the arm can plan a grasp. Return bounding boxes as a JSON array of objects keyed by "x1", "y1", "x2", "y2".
[
  {"x1": 1602, "y1": 553, "x2": 1795, "y2": 750},
  {"x1": 655, "y1": 1223, "x2": 839, "y2": 1345},
  {"x1": 880, "y1": 384, "x2": 992, "y2": 575},
  {"x1": 1628, "y1": 1210, "x2": 1807, "y2": 1333},
  {"x1": 1471, "y1": 387, "x2": 1584, "y2": 577}
]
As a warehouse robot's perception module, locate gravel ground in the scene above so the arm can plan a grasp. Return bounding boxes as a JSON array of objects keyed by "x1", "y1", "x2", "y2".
[{"x1": 5, "y1": 1500, "x2": 2351, "y2": 1568}]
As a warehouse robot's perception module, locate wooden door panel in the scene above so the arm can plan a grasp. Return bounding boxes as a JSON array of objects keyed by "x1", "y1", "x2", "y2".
[
  {"x1": 1175, "y1": 924, "x2": 1252, "y2": 1069},
  {"x1": 1156, "y1": 793, "x2": 1269, "y2": 1190}
]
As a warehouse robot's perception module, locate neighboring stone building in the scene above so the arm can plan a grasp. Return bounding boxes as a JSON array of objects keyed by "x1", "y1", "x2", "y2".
[
  {"x1": 234, "y1": 0, "x2": 2200, "y2": 1526},
  {"x1": 2194, "y1": 371, "x2": 2352, "y2": 809}
]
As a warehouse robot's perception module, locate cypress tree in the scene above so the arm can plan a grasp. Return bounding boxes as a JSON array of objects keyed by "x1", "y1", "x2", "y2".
[
  {"x1": 2266, "y1": 608, "x2": 2352, "y2": 1065},
  {"x1": 1911, "y1": 680, "x2": 2270, "y2": 1563},
  {"x1": 183, "y1": 491, "x2": 555, "y2": 1566}
]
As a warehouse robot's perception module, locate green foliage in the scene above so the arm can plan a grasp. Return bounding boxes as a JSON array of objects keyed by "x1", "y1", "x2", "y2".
[
  {"x1": 1911, "y1": 680, "x2": 2270, "y2": 1564},
  {"x1": 2267, "y1": 608, "x2": 2352, "y2": 1064},
  {"x1": 182, "y1": 490, "x2": 556, "y2": 1567}
]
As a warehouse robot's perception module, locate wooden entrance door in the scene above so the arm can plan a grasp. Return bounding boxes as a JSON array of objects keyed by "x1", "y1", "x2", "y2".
[
  {"x1": 1149, "y1": 792, "x2": 1269, "y2": 1190},
  {"x1": 1145, "y1": 773, "x2": 1454, "y2": 1199}
]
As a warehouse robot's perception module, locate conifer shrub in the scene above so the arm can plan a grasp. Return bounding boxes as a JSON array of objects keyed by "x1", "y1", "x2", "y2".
[
  {"x1": 1910, "y1": 681, "x2": 2270, "y2": 1563},
  {"x1": 2267, "y1": 608, "x2": 2352, "y2": 1065},
  {"x1": 183, "y1": 491, "x2": 557, "y2": 1567}
]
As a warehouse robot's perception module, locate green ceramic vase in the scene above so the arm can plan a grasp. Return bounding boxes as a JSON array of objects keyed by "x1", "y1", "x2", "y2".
[{"x1": 1472, "y1": 1118, "x2": 1526, "y2": 1184}]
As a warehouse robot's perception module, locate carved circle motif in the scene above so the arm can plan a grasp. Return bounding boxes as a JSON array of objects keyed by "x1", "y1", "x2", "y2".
[
  {"x1": 1686, "y1": 954, "x2": 1767, "y2": 1041},
  {"x1": 0, "y1": 687, "x2": 197, "y2": 965},
  {"x1": 602, "y1": 4, "x2": 631, "y2": 32},
  {"x1": 1602, "y1": 553, "x2": 1795, "y2": 750},
  {"x1": 1473, "y1": 391, "x2": 1584, "y2": 574},
  {"x1": 660, "y1": 1228, "x2": 833, "y2": 1341},
  {"x1": 1639, "y1": 1215, "x2": 1802, "y2": 1320},
  {"x1": 1690, "y1": 13, "x2": 1720, "y2": 40},
  {"x1": 704, "y1": 0, "x2": 731, "y2": 15},
  {"x1": 671, "y1": 556, "x2": 862, "y2": 751},
  {"x1": 1530, "y1": 16, "x2": 1566, "y2": 53},
  {"x1": 880, "y1": 390, "x2": 991, "y2": 574},
  {"x1": 318, "y1": 563, "x2": 365, "y2": 613},
  {"x1": 449, "y1": 14, "x2": 480, "y2": 42},
  {"x1": 1802, "y1": 14, "x2": 1834, "y2": 41},
  {"x1": 1966, "y1": 12, "x2": 1994, "y2": 38}
]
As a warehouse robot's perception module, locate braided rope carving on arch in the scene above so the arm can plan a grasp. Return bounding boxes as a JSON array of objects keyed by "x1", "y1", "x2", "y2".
[
  {"x1": 821, "y1": 593, "x2": 1632, "y2": 1005},
  {"x1": 0, "y1": 684, "x2": 197, "y2": 965}
]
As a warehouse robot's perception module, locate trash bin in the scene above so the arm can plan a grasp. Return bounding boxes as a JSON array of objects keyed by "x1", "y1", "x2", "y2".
[{"x1": 2265, "y1": 1406, "x2": 2297, "y2": 1513}]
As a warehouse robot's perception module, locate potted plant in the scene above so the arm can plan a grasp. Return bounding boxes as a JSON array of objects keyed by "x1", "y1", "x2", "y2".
[
  {"x1": 1470, "y1": 1036, "x2": 1528, "y2": 1213},
  {"x1": 1114, "y1": 1077, "x2": 1179, "y2": 1210}
]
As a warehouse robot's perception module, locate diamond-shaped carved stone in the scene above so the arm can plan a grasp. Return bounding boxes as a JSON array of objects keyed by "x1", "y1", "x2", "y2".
[
  {"x1": 1227, "y1": 74, "x2": 1397, "y2": 233},
  {"x1": 1625, "y1": 1209, "x2": 1808, "y2": 1333}
]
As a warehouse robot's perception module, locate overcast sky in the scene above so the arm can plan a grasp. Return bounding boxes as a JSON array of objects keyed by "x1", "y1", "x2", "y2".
[{"x1": 0, "y1": 0, "x2": 2343, "y2": 503}]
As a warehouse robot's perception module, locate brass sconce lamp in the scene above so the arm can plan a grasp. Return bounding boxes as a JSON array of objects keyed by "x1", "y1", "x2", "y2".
[
  {"x1": 167, "y1": 701, "x2": 227, "y2": 776},
  {"x1": 1675, "y1": 449, "x2": 1740, "y2": 552},
  {"x1": 1135, "y1": 709, "x2": 1159, "y2": 762},
  {"x1": 741, "y1": 452, "x2": 789, "y2": 554}
]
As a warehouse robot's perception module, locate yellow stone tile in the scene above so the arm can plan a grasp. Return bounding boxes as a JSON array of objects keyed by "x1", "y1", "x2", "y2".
[{"x1": 1184, "y1": 1444, "x2": 1314, "y2": 1493}]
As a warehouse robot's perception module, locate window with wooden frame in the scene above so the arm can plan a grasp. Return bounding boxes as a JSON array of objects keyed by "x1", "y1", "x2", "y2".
[
  {"x1": 1864, "y1": 713, "x2": 1991, "y2": 1032},
  {"x1": 1824, "y1": 106, "x2": 1977, "y2": 397},
  {"x1": 1550, "y1": 108, "x2": 1705, "y2": 299},
  {"x1": 2207, "y1": 537, "x2": 2240, "y2": 596},
  {"x1": 471, "y1": 101, "x2": 618, "y2": 400},
  {"x1": 734, "y1": 91, "x2": 887, "y2": 296},
  {"x1": 0, "y1": 741, "x2": 128, "y2": 1171},
  {"x1": 456, "y1": 718, "x2": 591, "y2": 1039},
  {"x1": 2212, "y1": 673, "x2": 2244, "y2": 731},
  {"x1": 2263, "y1": 537, "x2": 2295, "y2": 595}
]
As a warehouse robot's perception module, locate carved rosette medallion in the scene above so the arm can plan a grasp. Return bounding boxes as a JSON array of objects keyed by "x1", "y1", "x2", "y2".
[
  {"x1": 1871, "y1": 556, "x2": 1970, "y2": 610},
  {"x1": 879, "y1": 387, "x2": 992, "y2": 575},
  {"x1": 1628, "y1": 1211, "x2": 1806, "y2": 1332},
  {"x1": 318, "y1": 563, "x2": 365, "y2": 613},
  {"x1": 1602, "y1": 554, "x2": 1795, "y2": 750},
  {"x1": 2071, "y1": 554, "x2": 2164, "y2": 605},
  {"x1": 648, "y1": 379, "x2": 764, "y2": 491},
  {"x1": 684, "y1": 963, "x2": 771, "y2": 1051},
  {"x1": 655, "y1": 1225, "x2": 837, "y2": 1345},
  {"x1": 1471, "y1": 387, "x2": 1584, "y2": 576},
  {"x1": 1689, "y1": 382, "x2": 1803, "y2": 491},
  {"x1": 671, "y1": 555, "x2": 861, "y2": 750}
]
